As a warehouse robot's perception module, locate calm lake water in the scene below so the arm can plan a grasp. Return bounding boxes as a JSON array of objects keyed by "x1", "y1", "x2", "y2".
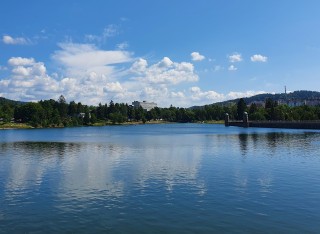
[{"x1": 0, "y1": 124, "x2": 320, "y2": 233}]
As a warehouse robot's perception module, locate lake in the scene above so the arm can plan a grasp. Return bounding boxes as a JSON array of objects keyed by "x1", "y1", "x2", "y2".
[{"x1": 0, "y1": 124, "x2": 320, "y2": 233}]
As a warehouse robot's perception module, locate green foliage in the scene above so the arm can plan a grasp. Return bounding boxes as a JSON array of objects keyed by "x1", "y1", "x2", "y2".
[
  {"x1": 109, "y1": 112, "x2": 126, "y2": 124},
  {"x1": 216, "y1": 90, "x2": 320, "y2": 106},
  {"x1": 3, "y1": 91, "x2": 320, "y2": 128},
  {"x1": 237, "y1": 98, "x2": 247, "y2": 120},
  {"x1": 0, "y1": 103, "x2": 14, "y2": 122}
]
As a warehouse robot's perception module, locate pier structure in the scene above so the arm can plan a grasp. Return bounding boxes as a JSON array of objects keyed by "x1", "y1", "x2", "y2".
[{"x1": 225, "y1": 113, "x2": 320, "y2": 130}]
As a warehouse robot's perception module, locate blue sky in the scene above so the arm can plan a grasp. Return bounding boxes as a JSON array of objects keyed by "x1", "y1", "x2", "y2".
[{"x1": 1, "y1": 0, "x2": 320, "y2": 107}]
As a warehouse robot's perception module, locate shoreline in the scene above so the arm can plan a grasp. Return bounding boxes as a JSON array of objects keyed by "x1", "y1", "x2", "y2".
[{"x1": 0, "y1": 120, "x2": 224, "y2": 130}]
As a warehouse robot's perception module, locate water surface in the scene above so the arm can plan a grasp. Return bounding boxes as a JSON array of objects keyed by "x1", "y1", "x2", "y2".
[{"x1": 0, "y1": 124, "x2": 320, "y2": 233}]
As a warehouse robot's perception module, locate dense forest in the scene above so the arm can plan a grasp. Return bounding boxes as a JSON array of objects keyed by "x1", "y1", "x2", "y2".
[
  {"x1": 213, "y1": 90, "x2": 320, "y2": 107},
  {"x1": 1, "y1": 94, "x2": 320, "y2": 128}
]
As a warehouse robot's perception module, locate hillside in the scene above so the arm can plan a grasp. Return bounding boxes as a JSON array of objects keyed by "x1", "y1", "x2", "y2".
[
  {"x1": 191, "y1": 90, "x2": 320, "y2": 109},
  {"x1": 0, "y1": 97, "x2": 25, "y2": 106},
  {"x1": 226, "y1": 90, "x2": 320, "y2": 105}
]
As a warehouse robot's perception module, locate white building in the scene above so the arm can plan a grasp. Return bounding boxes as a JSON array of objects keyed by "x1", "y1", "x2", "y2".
[{"x1": 132, "y1": 101, "x2": 157, "y2": 111}]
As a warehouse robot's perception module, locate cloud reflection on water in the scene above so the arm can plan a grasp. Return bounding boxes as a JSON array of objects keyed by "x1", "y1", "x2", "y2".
[{"x1": 1, "y1": 130, "x2": 320, "y2": 208}]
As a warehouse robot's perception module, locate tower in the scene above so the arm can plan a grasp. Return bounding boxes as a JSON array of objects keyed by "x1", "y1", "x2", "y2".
[{"x1": 285, "y1": 86, "x2": 287, "y2": 95}]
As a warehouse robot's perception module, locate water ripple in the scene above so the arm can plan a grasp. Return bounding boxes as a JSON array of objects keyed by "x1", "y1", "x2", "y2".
[{"x1": 0, "y1": 125, "x2": 320, "y2": 233}]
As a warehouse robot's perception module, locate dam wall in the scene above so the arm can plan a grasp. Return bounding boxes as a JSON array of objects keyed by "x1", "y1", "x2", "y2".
[{"x1": 224, "y1": 113, "x2": 320, "y2": 130}]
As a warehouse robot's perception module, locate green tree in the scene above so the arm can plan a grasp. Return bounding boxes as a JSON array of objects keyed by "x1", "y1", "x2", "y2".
[
  {"x1": 83, "y1": 111, "x2": 91, "y2": 125},
  {"x1": 68, "y1": 101, "x2": 78, "y2": 116},
  {"x1": 14, "y1": 102, "x2": 45, "y2": 127},
  {"x1": 237, "y1": 98, "x2": 247, "y2": 120},
  {"x1": 58, "y1": 95, "x2": 68, "y2": 118},
  {"x1": 109, "y1": 112, "x2": 126, "y2": 124},
  {"x1": 265, "y1": 98, "x2": 277, "y2": 120},
  {"x1": 0, "y1": 103, "x2": 14, "y2": 122}
]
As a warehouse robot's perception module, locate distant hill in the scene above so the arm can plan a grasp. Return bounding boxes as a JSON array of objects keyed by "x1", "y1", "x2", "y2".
[
  {"x1": 190, "y1": 90, "x2": 320, "y2": 109},
  {"x1": 219, "y1": 90, "x2": 320, "y2": 105},
  {"x1": 0, "y1": 97, "x2": 25, "y2": 106}
]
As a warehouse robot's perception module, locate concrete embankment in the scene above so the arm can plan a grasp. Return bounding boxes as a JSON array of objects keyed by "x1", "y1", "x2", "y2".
[
  {"x1": 224, "y1": 113, "x2": 320, "y2": 130},
  {"x1": 226, "y1": 120, "x2": 320, "y2": 130}
]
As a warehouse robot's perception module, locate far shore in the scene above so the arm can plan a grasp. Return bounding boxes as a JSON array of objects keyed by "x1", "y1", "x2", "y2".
[{"x1": 0, "y1": 120, "x2": 224, "y2": 130}]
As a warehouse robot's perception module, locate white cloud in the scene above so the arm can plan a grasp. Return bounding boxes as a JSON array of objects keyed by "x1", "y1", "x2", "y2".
[
  {"x1": 158, "y1": 57, "x2": 174, "y2": 67},
  {"x1": 84, "y1": 34, "x2": 99, "y2": 42},
  {"x1": 117, "y1": 42, "x2": 129, "y2": 50},
  {"x1": 53, "y1": 43, "x2": 131, "y2": 68},
  {"x1": 140, "y1": 86, "x2": 169, "y2": 100},
  {"x1": 186, "y1": 88, "x2": 267, "y2": 106},
  {"x1": 52, "y1": 43, "x2": 132, "y2": 78},
  {"x1": 228, "y1": 53, "x2": 242, "y2": 63},
  {"x1": 8, "y1": 57, "x2": 46, "y2": 78},
  {"x1": 130, "y1": 58, "x2": 148, "y2": 74},
  {"x1": 0, "y1": 57, "x2": 60, "y2": 101},
  {"x1": 190, "y1": 86, "x2": 225, "y2": 102},
  {"x1": 250, "y1": 54, "x2": 268, "y2": 62},
  {"x1": 0, "y1": 54, "x2": 269, "y2": 107},
  {"x1": 228, "y1": 65, "x2": 237, "y2": 71},
  {"x1": 171, "y1": 91, "x2": 185, "y2": 99},
  {"x1": 190, "y1": 86, "x2": 201, "y2": 93},
  {"x1": 103, "y1": 24, "x2": 119, "y2": 38},
  {"x1": 8, "y1": 57, "x2": 35, "y2": 66},
  {"x1": 0, "y1": 41, "x2": 269, "y2": 108},
  {"x1": 227, "y1": 91, "x2": 266, "y2": 100},
  {"x1": 104, "y1": 82, "x2": 125, "y2": 93},
  {"x1": 0, "y1": 65, "x2": 8, "y2": 71},
  {"x1": 130, "y1": 57, "x2": 198, "y2": 85},
  {"x1": 2, "y1": 35, "x2": 29, "y2": 45},
  {"x1": 191, "y1": 52, "x2": 205, "y2": 61},
  {"x1": 85, "y1": 24, "x2": 120, "y2": 44},
  {"x1": 213, "y1": 65, "x2": 223, "y2": 72}
]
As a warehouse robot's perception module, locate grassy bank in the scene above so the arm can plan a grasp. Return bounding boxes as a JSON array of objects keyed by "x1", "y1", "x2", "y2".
[
  {"x1": 203, "y1": 120, "x2": 224, "y2": 124},
  {"x1": 92, "y1": 120, "x2": 171, "y2": 126},
  {"x1": 0, "y1": 122, "x2": 33, "y2": 129},
  {"x1": 0, "y1": 120, "x2": 224, "y2": 129}
]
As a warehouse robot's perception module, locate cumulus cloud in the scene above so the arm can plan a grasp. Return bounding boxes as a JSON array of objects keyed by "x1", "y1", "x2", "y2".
[
  {"x1": 228, "y1": 65, "x2": 237, "y2": 71},
  {"x1": 250, "y1": 54, "x2": 268, "y2": 62},
  {"x1": 185, "y1": 88, "x2": 267, "y2": 106},
  {"x1": 0, "y1": 57, "x2": 60, "y2": 101},
  {"x1": 190, "y1": 86, "x2": 225, "y2": 102},
  {"x1": 226, "y1": 91, "x2": 266, "y2": 100},
  {"x1": 140, "y1": 86, "x2": 169, "y2": 100},
  {"x1": 4, "y1": 43, "x2": 134, "y2": 104},
  {"x1": 104, "y1": 81, "x2": 125, "y2": 93},
  {"x1": 8, "y1": 57, "x2": 35, "y2": 66},
  {"x1": 171, "y1": 91, "x2": 185, "y2": 99},
  {"x1": 0, "y1": 42, "x2": 268, "y2": 108},
  {"x1": 191, "y1": 52, "x2": 205, "y2": 61},
  {"x1": 158, "y1": 57, "x2": 174, "y2": 67},
  {"x1": 228, "y1": 53, "x2": 242, "y2": 63},
  {"x1": 130, "y1": 58, "x2": 148, "y2": 74},
  {"x1": 130, "y1": 57, "x2": 198, "y2": 85},
  {"x1": 2, "y1": 35, "x2": 29, "y2": 45},
  {"x1": 9, "y1": 58, "x2": 46, "y2": 78}
]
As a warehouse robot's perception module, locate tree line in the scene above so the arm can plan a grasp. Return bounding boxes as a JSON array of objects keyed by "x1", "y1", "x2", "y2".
[
  {"x1": 1, "y1": 95, "x2": 320, "y2": 127},
  {"x1": 236, "y1": 98, "x2": 320, "y2": 121}
]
